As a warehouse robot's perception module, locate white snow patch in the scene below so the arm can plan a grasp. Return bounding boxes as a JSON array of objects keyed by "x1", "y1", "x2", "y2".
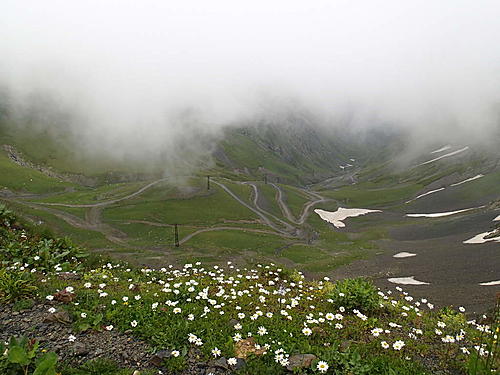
[
  {"x1": 418, "y1": 146, "x2": 469, "y2": 166},
  {"x1": 339, "y1": 165, "x2": 345, "y2": 170},
  {"x1": 479, "y1": 280, "x2": 500, "y2": 286},
  {"x1": 450, "y1": 174, "x2": 484, "y2": 187},
  {"x1": 405, "y1": 188, "x2": 445, "y2": 203},
  {"x1": 463, "y1": 230, "x2": 500, "y2": 244},
  {"x1": 388, "y1": 276, "x2": 429, "y2": 285},
  {"x1": 314, "y1": 207, "x2": 382, "y2": 228},
  {"x1": 430, "y1": 145, "x2": 452, "y2": 154},
  {"x1": 494, "y1": 214, "x2": 500, "y2": 221},
  {"x1": 350, "y1": 158, "x2": 355, "y2": 162},
  {"x1": 393, "y1": 252, "x2": 417, "y2": 258},
  {"x1": 406, "y1": 206, "x2": 485, "y2": 217},
  {"x1": 406, "y1": 206, "x2": 482, "y2": 218}
]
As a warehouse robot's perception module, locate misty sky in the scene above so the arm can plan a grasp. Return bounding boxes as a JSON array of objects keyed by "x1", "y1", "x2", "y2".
[{"x1": 1, "y1": 0, "x2": 500, "y2": 153}]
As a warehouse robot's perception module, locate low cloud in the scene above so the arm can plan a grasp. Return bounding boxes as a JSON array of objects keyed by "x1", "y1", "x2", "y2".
[{"x1": 1, "y1": 0, "x2": 499, "y2": 165}]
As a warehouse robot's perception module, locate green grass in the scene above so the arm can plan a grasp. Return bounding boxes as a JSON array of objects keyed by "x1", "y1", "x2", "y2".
[
  {"x1": 255, "y1": 183, "x2": 283, "y2": 217},
  {"x1": 320, "y1": 182, "x2": 422, "y2": 208},
  {"x1": 2, "y1": 201, "x2": 113, "y2": 249},
  {"x1": 280, "y1": 185, "x2": 311, "y2": 218},
  {"x1": 32, "y1": 181, "x2": 147, "y2": 204},
  {"x1": 220, "y1": 132, "x2": 307, "y2": 178},
  {"x1": 0, "y1": 149, "x2": 74, "y2": 194},
  {"x1": 0, "y1": 144, "x2": 392, "y2": 273},
  {"x1": 281, "y1": 244, "x2": 328, "y2": 264},
  {"x1": 3, "y1": 206, "x2": 497, "y2": 375},
  {"x1": 103, "y1": 184, "x2": 258, "y2": 227},
  {"x1": 0, "y1": 121, "x2": 160, "y2": 176},
  {"x1": 51, "y1": 206, "x2": 89, "y2": 220},
  {"x1": 182, "y1": 229, "x2": 287, "y2": 256}
]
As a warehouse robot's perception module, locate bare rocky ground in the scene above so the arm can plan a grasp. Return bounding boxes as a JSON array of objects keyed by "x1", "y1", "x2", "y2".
[
  {"x1": 0, "y1": 301, "x2": 235, "y2": 374},
  {"x1": 0, "y1": 301, "x2": 153, "y2": 370}
]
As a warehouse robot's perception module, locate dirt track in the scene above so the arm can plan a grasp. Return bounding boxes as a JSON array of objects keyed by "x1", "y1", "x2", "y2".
[{"x1": 7, "y1": 177, "x2": 328, "y2": 249}]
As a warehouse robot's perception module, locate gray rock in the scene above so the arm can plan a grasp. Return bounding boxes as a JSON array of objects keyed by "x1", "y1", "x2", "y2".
[
  {"x1": 44, "y1": 311, "x2": 72, "y2": 324},
  {"x1": 233, "y1": 358, "x2": 246, "y2": 370},
  {"x1": 74, "y1": 343, "x2": 89, "y2": 356},
  {"x1": 58, "y1": 272, "x2": 81, "y2": 281},
  {"x1": 150, "y1": 349, "x2": 171, "y2": 366},
  {"x1": 212, "y1": 357, "x2": 228, "y2": 369},
  {"x1": 286, "y1": 354, "x2": 317, "y2": 372}
]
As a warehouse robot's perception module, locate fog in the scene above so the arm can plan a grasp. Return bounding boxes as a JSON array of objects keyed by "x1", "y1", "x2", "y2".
[{"x1": 1, "y1": 0, "x2": 500, "y2": 165}]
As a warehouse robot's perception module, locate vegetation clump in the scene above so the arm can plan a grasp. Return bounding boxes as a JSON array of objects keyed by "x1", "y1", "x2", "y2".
[
  {"x1": 327, "y1": 277, "x2": 381, "y2": 313},
  {"x1": 0, "y1": 204, "x2": 498, "y2": 374}
]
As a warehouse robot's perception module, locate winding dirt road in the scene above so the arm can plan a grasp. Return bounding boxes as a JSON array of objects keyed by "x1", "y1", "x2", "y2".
[
  {"x1": 33, "y1": 178, "x2": 169, "y2": 208},
  {"x1": 7, "y1": 175, "x2": 329, "y2": 248},
  {"x1": 269, "y1": 183, "x2": 328, "y2": 224}
]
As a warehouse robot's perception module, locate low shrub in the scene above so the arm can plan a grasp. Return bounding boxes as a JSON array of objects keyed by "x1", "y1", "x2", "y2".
[
  {"x1": 0, "y1": 268, "x2": 38, "y2": 302},
  {"x1": 327, "y1": 277, "x2": 381, "y2": 313}
]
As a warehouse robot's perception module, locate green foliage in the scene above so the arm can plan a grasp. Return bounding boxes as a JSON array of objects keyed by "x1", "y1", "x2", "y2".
[
  {"x1": 74, "y1": 312, "x2": 103, "y2": 333},
  {"x1": 328, "y1": 277, "x2": 381, "y2": 313},
  {"x1": 0, "y1": 204, "x2": 88, "y2": 272},
  {"x1": 12, "y1": 298, "x2": 35, "y2": 311},
  {"x1": 59, "y1": 358, "x2": 154, "y2": 375},
  {"x1": 0, "y1": 236, "x2": 87, "y2": 273},
  {"x1": 358, "y1": 353, "x2": 430, "y2": 375},
  {"x1": 0, "y1": 336, "x2": 57, "y2": 375},
  {"x1": 0, "y1": 204, "x2": 17, "y2": 226},
  {"x1": 0, "y1": 268, "x2": 38, "y2": 302},
  {"x1": 465, "y1": 298, "x2": 500, "y2": 375},
  {"x1": 0, "y1": 185, "x2": 498, "y2": 375},
  {"x1": 162, "y1": 355, "x2": 187, "y2": 374}
]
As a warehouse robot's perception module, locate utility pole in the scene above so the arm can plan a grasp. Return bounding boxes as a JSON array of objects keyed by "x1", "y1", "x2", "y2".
[
  {"x1": 174, "y1": 224, "x2": 179, "y2": 247},
  {"x1": 207, "y1": 175, "x2": 210, "y2": 190}
]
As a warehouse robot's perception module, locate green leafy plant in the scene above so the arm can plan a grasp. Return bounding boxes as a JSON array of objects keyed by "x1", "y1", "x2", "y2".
[
  {"x1": 327, "y1": 277, "x2": 381, "y2": 313},
  {"x1": 60, "y1": 358, "x2": 156, "y2": 375},
  {"x1": 466, "y1": 297, "x2": 499, "y2": 375},
  {"x1": 0, "y1": 336, "x2": 57, "y2": 375},
  {"x1": 0, "y1": 268, "x2": 38, "y2": 302}
]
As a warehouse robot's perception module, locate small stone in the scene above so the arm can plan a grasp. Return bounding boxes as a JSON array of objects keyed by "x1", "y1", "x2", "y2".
[
  {"x1": 340, "y1": 340, "x2": 353, "y2": 351},
  {"x1": 53, "y1": 290, "x2": 76, "y2": 303},
  {"x1": 233, "y1": 358, "x2": 246, "y2": 370},
  {"x1": 234, "y1": 337, "x2": 265, "y2": 359},
  {"x1": 74, "y1": 343, "x2": 89, "y2": 356},
  {"x1": 286, "y1": 354, "x2": 317, "y2": 372},
  {"x1": 44, "y1": 311, "x2": 72, "y2": 324},
  {"x1": 150, "y1": 349, "x2": 171, "y2": 366},
  {"x1": 312, "y1": 326, "x2": 327, "y2": 337},
  {"x1": 212, "y1": 357, "x2": 228, "y2": 369}
]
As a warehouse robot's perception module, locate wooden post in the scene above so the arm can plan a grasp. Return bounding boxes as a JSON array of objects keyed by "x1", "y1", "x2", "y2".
[
  {"x1": 207, "y1": 175, "x2": 210, "y2": 190},
  {"x1": 264, "y1": 175, "x2": 267, "y2": 184},
  {"x1": 276, "y1": 176, "x2": 280, "y2": 184},
  {"x1": 174, "y1": 224, "x2": 179, "y2": 247}
]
